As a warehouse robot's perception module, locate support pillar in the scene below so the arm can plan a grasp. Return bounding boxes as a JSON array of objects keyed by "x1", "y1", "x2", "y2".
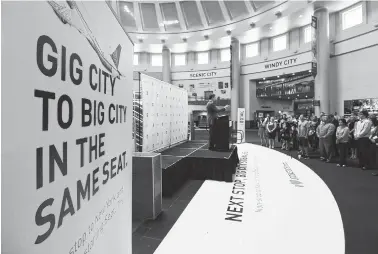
[
  {"x1": 314, "y1": 7, "x2": 330, "y2": 116},
  {"x1": 162, "y1": 46, "x2": 171, "y2": 83},
  {"x1": 230, "y1": 37, "x2": 240, "y2": 123}
]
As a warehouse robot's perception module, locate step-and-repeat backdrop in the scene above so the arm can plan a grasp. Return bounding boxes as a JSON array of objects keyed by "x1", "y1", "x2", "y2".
[
  {"x1": 134, "y1": 74, "x2": 188, "y2": 152},
  {"x1": 2, "y1": 1, "x2": 133, "y2": 254}
]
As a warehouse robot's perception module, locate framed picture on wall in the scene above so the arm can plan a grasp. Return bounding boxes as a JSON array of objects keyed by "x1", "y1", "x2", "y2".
[{"x1": 204, "y1": 91, "x2": 213, "y2": 100}]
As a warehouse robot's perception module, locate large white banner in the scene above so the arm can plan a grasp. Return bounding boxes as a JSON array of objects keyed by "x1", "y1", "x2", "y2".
[
  {"x1": 137, "y1": 74, "x2": 188, "y2": 152},
  {"x1": 155, "y1": 144, "x2": 345, "y2": 254},
  {"x1": 2, "y1": 2, "x2": 133, "y2": 254}
]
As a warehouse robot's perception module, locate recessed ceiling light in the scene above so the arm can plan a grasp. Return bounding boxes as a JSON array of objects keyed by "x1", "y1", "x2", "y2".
[
  {"x1": 269, "y1": 27, "x2": 273, "y2": 30},
  {"x1": 277, "y1": 76, "x2": 280, "y2": 78},
  {"x1": 309, "y1": 70, "x2": 312, "y2": 73},
  {"x1": 305, "y1": 95, "x2": 308, "y2": 98},
  {"x1": 292, "y1": 73, "x2": 295, "y2": 75},
  {"x1": 263, "y1": 78, "x2": 266, "y2": 80},
  {"x1": 299, "y1": 15, "x2": 303, "y2": 18}
]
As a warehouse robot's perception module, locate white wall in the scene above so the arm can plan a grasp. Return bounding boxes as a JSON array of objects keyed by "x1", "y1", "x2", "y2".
[{"x1": 329, "y1": 0, "x2": 378, "y2": 114}]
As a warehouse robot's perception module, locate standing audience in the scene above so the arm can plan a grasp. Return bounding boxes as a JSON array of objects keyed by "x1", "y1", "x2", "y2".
[
  {"x1": 355, "y1": 110, "x2": 372, "y2": 170},
  {"x1": 348, "y1": 113, "x2": 358, "y2": 160},
  {"x1": 297, "y1": 115, "x2": 310, "y2": 159},
  {"x1": 317, "y1": 115, "x2": 336, "y2": 163},
  {"x1": 266, "y1": 116, "x2": 277, "y2": 149},
  {"x1": 255, "y1": 111, "x2": 378, "y2": 176},
  {"x1": 336, "y1": 118, "x2": 350, "y2": 167}
]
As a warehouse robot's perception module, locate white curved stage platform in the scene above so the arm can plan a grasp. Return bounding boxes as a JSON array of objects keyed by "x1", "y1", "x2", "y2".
[{"x1": 154, "y1": 143, "x2": 345, "y2": 254}]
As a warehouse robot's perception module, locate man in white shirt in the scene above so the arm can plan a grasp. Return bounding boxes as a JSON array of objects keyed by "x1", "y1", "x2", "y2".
[{"x1": 354, "y1": 110, "x2": 372, "y2": 169}]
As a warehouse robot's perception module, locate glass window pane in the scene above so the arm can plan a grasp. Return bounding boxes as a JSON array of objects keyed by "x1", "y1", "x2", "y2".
[
  {"x1": 175, "y1": 54, "x2": 186, "y2": 66},
  {"x1": 118, "y1": 1, "x2": 136, "y2": 28},
  {"x1": 304, "y1": 26, "x2": 311, "y2": 44},
  {"x1": 273, "y1": 34, "x2": 287, "y2": 52},
  {"x1": 342, "y1": 4, "x2": 363, "y2": 30},
  {"x1": 180, "y1": 1, "x2": 203, "y2": 29},
  {"x1": 140, "y1": 3, "x2": 159, "y2": 31},
  {"x1": 246, "y1": 43, "x2": 259, "y2": 58},
  {"x1": 134, "y1": 54, "x2": 139, "y2": 65},
  {"x1": 198, "y1": 52, "x2": 209, "y2": 64},
  {"x1": 160, "y1": 3, "x2": 181, "y2": 31},
  {"x1": 201, "y1": 1, "x2": 225, "y2": 25},
  {"x1": 151, "y1": 54, "x2": 162, "y2": 66},
  {"x1": 221, "y1": 48, "x2": 230, "y2": 62}
]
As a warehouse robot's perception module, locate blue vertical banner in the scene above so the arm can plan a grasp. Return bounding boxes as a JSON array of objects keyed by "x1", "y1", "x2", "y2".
[{"x1": 311, "y1": 16, "x2": 318, "y2": 77}]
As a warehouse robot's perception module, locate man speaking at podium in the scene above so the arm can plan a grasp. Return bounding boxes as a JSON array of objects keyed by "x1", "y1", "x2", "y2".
[{"x1": 206, "y1": 94, "x2": 230, "y2": 150}]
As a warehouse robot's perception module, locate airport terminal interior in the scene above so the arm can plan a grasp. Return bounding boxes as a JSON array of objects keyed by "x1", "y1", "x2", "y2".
[{"x1": 1, "y1": 1, "x2": 378, "y2": 254}]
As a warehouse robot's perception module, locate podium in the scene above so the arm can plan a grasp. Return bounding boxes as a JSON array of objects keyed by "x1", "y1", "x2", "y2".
[{"x1": 212, "y1": 115, "x2": 230, "y2": 151}]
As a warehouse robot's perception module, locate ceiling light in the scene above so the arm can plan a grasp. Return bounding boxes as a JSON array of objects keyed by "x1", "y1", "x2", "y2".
[
  {"x1": 226, "y1": 30, "x2": 232, "y2": 35},
  {"x1": 277, "y1": 76, "x2": 280, "y2": 78},
  {"x1": 309, "y1": 70, "x2": 312, "y2": 73},
  {"x1": 250, "y1": 23, "x2": 255, "y2": 28},
  {"x1": 299, "y1": 15, "x2": 303, "y2": 18},
  {"x1": 305, "y1": 95, "x2": 308, "y2": 98},
  {"x1": 269, "y1": 26, "x2": 273, "y2": 30},
  {"x1": 204, "y1": 35, "x2": 209, "y2": 40},
  {"x1": 263, "y1": 78, "x2": 266, "y2": 80},
  {"x1": 275, "y1": 11, "x2": 282, "y2": 18}
]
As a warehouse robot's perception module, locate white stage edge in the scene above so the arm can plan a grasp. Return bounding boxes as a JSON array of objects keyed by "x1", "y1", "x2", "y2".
[{"x1": 154, "y1": 144, "x2": 345, "y2": 254}]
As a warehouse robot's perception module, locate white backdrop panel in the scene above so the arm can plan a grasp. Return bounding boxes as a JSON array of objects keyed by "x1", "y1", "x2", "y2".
[{"x1": 138, "y1": 74, "x2": 188, "y2": 152}]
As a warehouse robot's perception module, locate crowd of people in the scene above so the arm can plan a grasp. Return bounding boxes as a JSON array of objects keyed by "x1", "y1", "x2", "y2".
[{"x1": 257, "y1": 110, "x2": 378, "y2": 175}]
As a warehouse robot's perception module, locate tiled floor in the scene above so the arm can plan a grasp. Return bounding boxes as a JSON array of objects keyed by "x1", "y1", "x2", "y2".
[{"x1": 132, "y1": 180, "x2": 204, "y2": 254}]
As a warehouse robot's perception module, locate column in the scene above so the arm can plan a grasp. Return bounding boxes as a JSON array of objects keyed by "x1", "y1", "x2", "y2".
[
  {"x1": 162, "y1": 45, "x2": 171, "y2": 83},
  {"x1": 314, "y1": 7, "x2": 330, "y2": 116},
  {"x1": 230, "y1": 37, "x2": 240, "y2": 123}
]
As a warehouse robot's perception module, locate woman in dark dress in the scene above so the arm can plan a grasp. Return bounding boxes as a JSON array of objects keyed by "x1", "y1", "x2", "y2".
[{"x1": 266, "y1": 117, "x2": 277, "y2": 149}]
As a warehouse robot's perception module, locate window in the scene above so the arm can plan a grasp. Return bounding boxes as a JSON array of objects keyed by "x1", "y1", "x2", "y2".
[
  {"x1": 273, "y1": 34, "x2": 287, "y2": 52},
  {"x1": 220, "y1": 48, "x2": 230, "y2": 62},
  {"x1": 151, "y1": 54, "x2": 162, "y2": 66},
  {"x1": 342, "y1": 4, "x2": 363, "y2": 30},
  {"x1": 304, "y1": 26, "x2": 311, "y2": 44},
  {"x1": 174, "y1": 54, "x2": 186, "y2": 66},
  {"x1": 246, "y1": 43, "x2": 259, "y2": 58},
  {"x1": 133, "y1": 54, "x2": 139, "y2": 65},
  {"x1": 197, "y1": 52, "x2": 209, "y2": 64}
]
